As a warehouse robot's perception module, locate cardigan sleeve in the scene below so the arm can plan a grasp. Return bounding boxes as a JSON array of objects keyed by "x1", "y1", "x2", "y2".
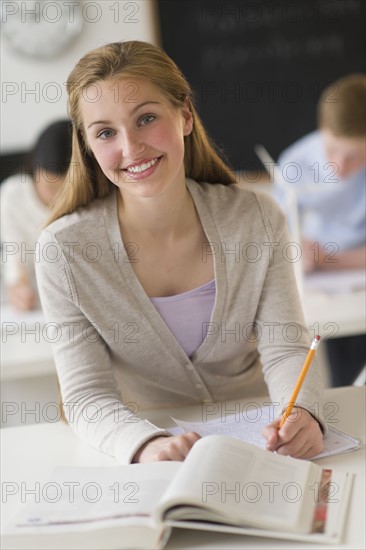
[
  {"x1": 35, "y1": 229, "x2": 169, "y2": 464},
  {"x1": 253, "y1": 193, "x2": 327, "y2": 432}
]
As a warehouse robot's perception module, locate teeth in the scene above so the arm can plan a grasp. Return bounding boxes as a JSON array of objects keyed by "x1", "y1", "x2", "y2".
[{"x1": 126, "y1": 157, "x2": 158, "y2": 173}]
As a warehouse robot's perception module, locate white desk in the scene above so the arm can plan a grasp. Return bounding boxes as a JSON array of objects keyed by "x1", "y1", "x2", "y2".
[
  {"x1": 0, "y1": 306, "x2": 59, "y2": 427},
  {"x1": 1, "y1": 386, "x2": 365, "y2": 549},
  {"x1": 303, "y1": 288, "x2": 366, "y2": 338},
  {"x1": 0, "y1": 306, "x2": 55, "y2": 380}
]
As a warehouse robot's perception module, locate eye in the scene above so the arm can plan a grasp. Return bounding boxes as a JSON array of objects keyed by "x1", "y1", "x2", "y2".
[
  {"x1": 97, "y1": 129, "x2": 115, "y2": 140},
  {"x1": 139, "y1": 114, "x2": 156, "y2": 126}
]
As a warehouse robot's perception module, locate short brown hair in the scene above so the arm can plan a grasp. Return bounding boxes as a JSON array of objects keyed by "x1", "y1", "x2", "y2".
[{"x1": 317, "y1": 74, "x2": 366, "y2": 137}]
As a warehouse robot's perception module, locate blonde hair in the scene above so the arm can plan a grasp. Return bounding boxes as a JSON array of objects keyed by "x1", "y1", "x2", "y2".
[
  {"x1": 318, "y1": 74, "x2": 366, "y2": 137},
  {"x1": 48, "y1": 41, "x2": 235, "y2": 225}
]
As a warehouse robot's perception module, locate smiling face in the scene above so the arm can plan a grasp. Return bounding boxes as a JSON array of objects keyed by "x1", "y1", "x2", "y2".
[
  {"x1": 321, "y1": 129, "x2": 366, "y2": 180},
  {"x1": 80, "y1": 77, "x2": 193, "y2": 199}
]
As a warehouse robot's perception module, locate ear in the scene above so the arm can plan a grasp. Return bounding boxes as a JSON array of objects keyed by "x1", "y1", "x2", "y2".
[{"x1": 181, "y1": 100, "x2": 193, "y2": 136}]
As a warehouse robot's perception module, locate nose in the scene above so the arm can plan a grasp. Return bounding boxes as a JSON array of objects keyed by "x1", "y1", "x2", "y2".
[{"x1": 119, "y1": 128, "x2": 145, "y2": 161}]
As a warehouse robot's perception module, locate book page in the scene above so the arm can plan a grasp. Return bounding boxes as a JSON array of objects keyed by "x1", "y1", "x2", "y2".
[
  {"x1": 158, "y1": 435, "x2": 320, "y2": 534},
  {"x1": 165, "y1": 467, "x2": 352, "y2": 547},
  {"x1": 6, "y1": 463, "x2": 181, "y2": 531}
]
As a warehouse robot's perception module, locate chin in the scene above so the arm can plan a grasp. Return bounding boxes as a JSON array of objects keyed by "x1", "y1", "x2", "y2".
[{"x1": 120, "y1": 180, "x2": 169, "y2": 199}]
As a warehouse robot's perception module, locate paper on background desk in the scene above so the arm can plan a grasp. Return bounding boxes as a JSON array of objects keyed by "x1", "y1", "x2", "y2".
[
  {"x1": 0, "y1": 304, "x2": 45, "y2": 325},
  {"x1": 304, "y1": 269, "x2": 366, "y2": 294},
  {"x1": 169, "y1": 404, "x2": 361, "y2": 460}
]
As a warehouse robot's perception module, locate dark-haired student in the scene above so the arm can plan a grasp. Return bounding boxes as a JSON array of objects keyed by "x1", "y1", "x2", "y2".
[{"x1": 1, "y1": 120, "x2": 72, "y2": 310}]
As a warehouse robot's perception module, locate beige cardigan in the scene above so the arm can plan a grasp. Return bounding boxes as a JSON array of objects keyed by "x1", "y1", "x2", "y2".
[{"x1": 36, "y1": 179, "x2": 325, "y2": 463}]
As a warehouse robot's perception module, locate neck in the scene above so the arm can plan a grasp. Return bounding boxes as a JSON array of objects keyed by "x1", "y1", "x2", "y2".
[{"x1": 117, "y1": 179, "x2": 197, "y2": 242}]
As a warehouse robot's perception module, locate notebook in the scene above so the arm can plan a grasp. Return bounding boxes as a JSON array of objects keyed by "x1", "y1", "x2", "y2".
[{"x1": 170, "y1": 403, "x2": 361, "y2": 459}]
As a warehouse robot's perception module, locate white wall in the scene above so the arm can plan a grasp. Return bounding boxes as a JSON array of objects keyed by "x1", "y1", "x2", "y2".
[{"x1": 0, "y1": 0, "x2": 159, "y2": 153}]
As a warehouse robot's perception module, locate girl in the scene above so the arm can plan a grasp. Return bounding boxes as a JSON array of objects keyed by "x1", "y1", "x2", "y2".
[{"x1": 36, "y1": 41, "x2": 324, "y2": 464}]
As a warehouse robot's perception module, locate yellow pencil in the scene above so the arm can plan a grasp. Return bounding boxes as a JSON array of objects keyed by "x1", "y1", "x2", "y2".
[{"x1": 279, "y1": 335, "x2": 321, "y2": 429}]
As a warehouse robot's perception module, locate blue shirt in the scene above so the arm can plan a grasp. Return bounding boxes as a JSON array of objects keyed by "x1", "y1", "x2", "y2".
[{"x1": 277, "y1": 131, "x2": 366, "y2": 250}]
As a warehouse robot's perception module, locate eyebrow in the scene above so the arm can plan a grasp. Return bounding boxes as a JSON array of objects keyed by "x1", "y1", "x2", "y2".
[{"x1": 87, "y1": 101, "x2": 161, "y2": 129}]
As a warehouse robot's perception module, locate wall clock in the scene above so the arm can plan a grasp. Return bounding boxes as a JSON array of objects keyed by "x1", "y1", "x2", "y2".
[{"x1": 1, "y1": 0, "x2": 83, "y2": 59}]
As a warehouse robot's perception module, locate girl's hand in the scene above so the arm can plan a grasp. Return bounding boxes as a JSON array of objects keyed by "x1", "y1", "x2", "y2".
[
  {"x1": 132, "y1": 432, "x2": 201, "y2": 463},
  {"x1": 262, "y1": 407, "x2": 324, "y2": 459}
]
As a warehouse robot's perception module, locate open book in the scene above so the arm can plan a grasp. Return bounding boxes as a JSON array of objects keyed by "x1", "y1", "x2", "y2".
[{"x1": 2, "y1": 436, "x2": 353, "y2": 549}]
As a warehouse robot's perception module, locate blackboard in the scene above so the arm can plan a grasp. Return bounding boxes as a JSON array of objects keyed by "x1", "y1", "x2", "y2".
[{"x1": 157, "y1": 0, "x2": 366, "y2": 171}]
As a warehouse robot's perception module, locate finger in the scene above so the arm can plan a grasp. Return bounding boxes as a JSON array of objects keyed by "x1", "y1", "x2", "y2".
[
  {"x1": 158, "y1": 434, "x2": 200, "y2": 461},
  {"x1": 294, "y1": 445, "x2": 318, "y2": 460},
  {"x1": 280, "y1": 407, "x2": 305, "y2": 430},
  {"x1": 276, "y1": 434, "x2": 310, "y2": 458},
  {"x1": 289, "y1": 438, "x2": 321, "y2": 459},
  {"x1": 280, "y1": 409, "x2": 322, "y2": 437},
  {"x1": 262, "y1": 422, "x2": 280, "y2": 451},
  {"x1": 275, "y1": 429, "x2": 307, "y2": 456},
  {"x1": 276, "y1": 411, "x2": 306, "y2": 445},
  {"x1": 156, "y1": 445, "x2": 185, "y2": 461},
  {"x1": 302, "y1": 445, "x2": 325, "y2": 460},
  {"x1": 276, "y1": 422, "x2": 324, "y2": 458},
  {"x1": 184, "y1": 432, "x2": 201, "y2": 443},
  {"x1": 179, "y1": 433, "x2": 201, "y2": 457},
  {"x1": 295, "y1": 438, "x2": 325, "y2": 460},
  {"x1": 154, "y1": 439, "x2": 186, "y2": 462},
  {"x1": 275, "y1": 419, "x2": 309, "y2": 456}
]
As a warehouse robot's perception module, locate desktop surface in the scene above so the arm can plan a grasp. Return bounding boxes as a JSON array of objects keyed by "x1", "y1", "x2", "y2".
[{"x1": 1, "y1": 386, "x2": 365, "y2": 549}]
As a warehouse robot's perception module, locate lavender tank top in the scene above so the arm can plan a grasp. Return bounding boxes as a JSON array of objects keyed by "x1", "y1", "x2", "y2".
[{"x1": 150, "y1": 279, "x2": 216, "y2": 358}]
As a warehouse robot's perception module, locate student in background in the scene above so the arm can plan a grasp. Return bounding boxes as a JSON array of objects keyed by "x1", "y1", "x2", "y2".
[
  {"x1": 1, "y1": 120, "x2": 72, "y2": 310},
  {"x1": 36, "y1": 41, "x2": 325, "y2": 464},
  {"x1": 278, "y1": 74, "x2": 366, "y2": 387}
]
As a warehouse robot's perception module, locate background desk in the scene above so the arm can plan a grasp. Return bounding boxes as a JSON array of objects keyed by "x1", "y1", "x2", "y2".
[
  {"x1": 303, "y1": 288, "x2": 366, "y2": 338},
  {"x1": 1, "y1": 386, "x2": 365, "y2": 549},
  {"x1": 0, "y1": 306, "x2": 58, "y2": 428}
]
